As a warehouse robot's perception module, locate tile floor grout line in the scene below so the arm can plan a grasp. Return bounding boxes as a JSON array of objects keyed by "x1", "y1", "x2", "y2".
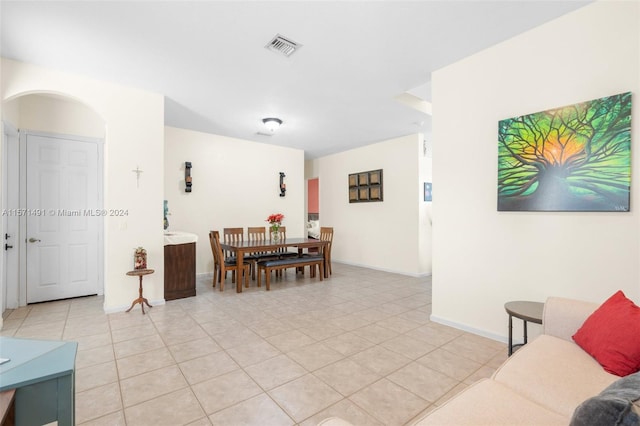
[{"x1": 108, "y1": 307, "x2": 127, "y2": 425}]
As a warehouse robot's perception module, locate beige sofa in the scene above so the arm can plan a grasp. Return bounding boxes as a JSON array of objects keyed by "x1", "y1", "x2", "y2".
[{"x1": 320, "y1": 296, "x2": 619, "y2": 426}]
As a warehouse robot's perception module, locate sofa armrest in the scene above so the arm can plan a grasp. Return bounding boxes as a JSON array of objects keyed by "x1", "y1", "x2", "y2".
[{"x1": 543, "y1": 297, "x2": 598, "y2": 342}]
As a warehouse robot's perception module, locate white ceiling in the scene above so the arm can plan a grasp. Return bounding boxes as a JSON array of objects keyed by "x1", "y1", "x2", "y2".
[{"x1": 1, "y1": 1, "x2": 590, "y2": 159}]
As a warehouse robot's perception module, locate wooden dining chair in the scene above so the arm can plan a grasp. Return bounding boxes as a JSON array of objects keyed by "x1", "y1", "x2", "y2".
[
  {"x1": 223, "y1": 227, "x2": 245, "y2": 282},
  {"x1": 247, "y1": 226, "x2": 267, "y2": 240},
  {"x1": 271, "y1": 226, "x2": 300, "y2": 272},
  {"x1": 223, "y1": 227, "x2": 244, "y2": 260},
  {"x1": 209, "y1": 230, "x2": 249, "y2": 291},
  {"x1": 209, "y1": 230, "x2": 222, "y2": 286},
  {"x1": 277, "y1": 225, "x2": 312, "y2": 276},
  {"x1": 271, "y1": 226, "x2": 297, "y2": 257},
  {"x1": 247, "y1": 226, "x2": 268, "y2": 279},
  {"x1": 319, "y1": 227, "x2": 334, "y2": 276},
  {"x1": 305, "y1": 226, "x2": 333, "y2": 276}
]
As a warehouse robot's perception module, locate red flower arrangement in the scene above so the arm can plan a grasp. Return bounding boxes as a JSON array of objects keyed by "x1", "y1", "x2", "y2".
[{"x1": 266, "y1": 213, "x2": 284, "y2": 232}]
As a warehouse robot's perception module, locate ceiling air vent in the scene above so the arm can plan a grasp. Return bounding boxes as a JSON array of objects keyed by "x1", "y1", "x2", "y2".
[{"x1": 265, "y1": 34, "x2": 302, "y2": 57}]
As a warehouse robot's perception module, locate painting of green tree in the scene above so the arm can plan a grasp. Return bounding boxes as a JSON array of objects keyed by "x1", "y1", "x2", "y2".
[{"x1": 498, "y1": 92, "x2": 631, "y2": 211}]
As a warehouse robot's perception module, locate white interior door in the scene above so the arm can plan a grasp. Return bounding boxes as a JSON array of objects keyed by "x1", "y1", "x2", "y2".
[{"x1": 26, "y1": 133, "x2": 99, "y2": 303}]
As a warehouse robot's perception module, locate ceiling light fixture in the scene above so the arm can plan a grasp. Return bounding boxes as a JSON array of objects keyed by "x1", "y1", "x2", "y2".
[{"x1": 262, "y1": 117, "x2": 283, "y2": 132}]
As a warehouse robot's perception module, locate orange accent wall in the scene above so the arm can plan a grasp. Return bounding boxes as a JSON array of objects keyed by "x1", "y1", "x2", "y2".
[{"x1": 308, "y1": 178, "x2": 319, "y2": 213}]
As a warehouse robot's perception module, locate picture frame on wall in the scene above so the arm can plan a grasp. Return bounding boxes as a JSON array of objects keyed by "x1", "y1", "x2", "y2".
[
  {"x1": 348, "y1": 169, "x2": 383, "y2": 203},
  {"x1": 498, "y1": 92, "x2": 631, "y2": 212},
  {"x1": 424, "y1": 182, "x2": 432, "y2": 202}
]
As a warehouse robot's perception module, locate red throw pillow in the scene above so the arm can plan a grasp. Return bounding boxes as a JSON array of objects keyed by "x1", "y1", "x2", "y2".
[{"x1": 573, "y1": 291, "x2": 640, "y2": 376}]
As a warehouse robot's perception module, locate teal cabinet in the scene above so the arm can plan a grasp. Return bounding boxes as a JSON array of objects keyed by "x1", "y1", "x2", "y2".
[{"x1": 0, "y1": 337, "x2": 77, "y2": 426}]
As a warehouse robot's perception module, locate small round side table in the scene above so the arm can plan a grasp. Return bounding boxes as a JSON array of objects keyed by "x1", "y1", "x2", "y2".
[
  {"x1": 504, "y1": 301, "x2": 544, "y2": 356},
  {"x1": 126, "y1": 269, "x2": 154, "y2": 314}
]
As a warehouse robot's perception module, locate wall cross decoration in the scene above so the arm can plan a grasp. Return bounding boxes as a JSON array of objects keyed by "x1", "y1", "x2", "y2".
[{"x1": 132, "y1": 166, "x2": 143, "y2": 188}]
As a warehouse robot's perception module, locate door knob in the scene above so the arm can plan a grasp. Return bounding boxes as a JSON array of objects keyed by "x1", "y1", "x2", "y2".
[
  {"x1": 4, "y1": 244, "x2": 13, "y2": 250},
  {"x1": 28, "y1": 237, "x2": 41, "y2": 243}
]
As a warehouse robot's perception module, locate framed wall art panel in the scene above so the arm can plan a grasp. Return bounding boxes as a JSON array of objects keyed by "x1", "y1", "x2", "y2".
[
  {"x1": 424, "y1": 182, "x2": 432, "y2": 202},
  {"x1": 349, "y1": 169, "x2": 383, "y2": 203},
  {"x1": 498, "y1": 92, "x2": 632, "y2": 212},
  {"x1": 349, "y1": 187, "x2": 358, "y2": 202},
  {"x1": 370, "y1": 170, "x2": 381, "y2": 185},
  {"x1": 359, "y1": 187, "x2": 369, "y2": 200},
  {"x1": 370, "y1": 186, "x2": 382, "y2": 201},
  {"x1": 358, "y1": 173, "x2": 368, "y2": 186}
]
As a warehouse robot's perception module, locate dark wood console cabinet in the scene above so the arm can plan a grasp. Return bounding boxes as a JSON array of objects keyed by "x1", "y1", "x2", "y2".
[{"x1": 164, "y1": 242, "x2": 196, "y2": 301}]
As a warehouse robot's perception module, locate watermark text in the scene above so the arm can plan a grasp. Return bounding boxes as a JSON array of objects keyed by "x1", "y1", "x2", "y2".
[{"x1": 2, "y1": 209, "x2": 129, "y2": 217}]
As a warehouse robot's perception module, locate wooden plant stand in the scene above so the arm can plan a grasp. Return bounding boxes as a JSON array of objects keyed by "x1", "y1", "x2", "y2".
[{"x1": 126, "y1": 269, "x2": 154, "y2": 314}]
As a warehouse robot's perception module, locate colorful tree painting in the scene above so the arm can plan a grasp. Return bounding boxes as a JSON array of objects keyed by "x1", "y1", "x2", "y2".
[{"x1": 498, "y1": 92, "x2": 632, "y2": 211}]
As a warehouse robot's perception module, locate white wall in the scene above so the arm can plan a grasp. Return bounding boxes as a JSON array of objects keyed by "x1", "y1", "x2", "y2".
[
  {"x1": 419, "y1": 134, "x2": 433, "y2": 274},
  {"x1": 315, "y1": 133, "x2": 430, "y2": 276},
  {"x1": 432, "y1": 1, "x2": 640, "y2": 341},
  {"x1": 1, "y1": 58, "x2": 165, "y2": 312},
  {"x1": 17, "y1": 94, "x2": 105, "y2": 138},
  {"x1": 305, "y1": 159, "x2": 320, "y2": 180},
  {"x1": 164, "y1": 126, "x2": 305, "y2": 274},
  {"x1": 2, "y1": 97, "x2": 19, "y2": 125}
]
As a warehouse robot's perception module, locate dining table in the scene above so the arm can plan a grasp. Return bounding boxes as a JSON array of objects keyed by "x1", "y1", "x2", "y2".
[{"x1": 219, "y1": 237, "x2": 329, "y2": 292}]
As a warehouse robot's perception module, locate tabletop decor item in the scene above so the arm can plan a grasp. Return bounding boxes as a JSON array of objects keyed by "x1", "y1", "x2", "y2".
[
  {"x1": 134, "y1": 247, "x2": 147, "y2": 270},
  {"x1": 266, "y1": 213, "x2": 284, "y2": 241}
]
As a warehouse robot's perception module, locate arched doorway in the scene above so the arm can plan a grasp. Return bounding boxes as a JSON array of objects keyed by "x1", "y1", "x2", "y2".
[{"x1": 2, "y1": 92, "x2": 105, "y2": 309}]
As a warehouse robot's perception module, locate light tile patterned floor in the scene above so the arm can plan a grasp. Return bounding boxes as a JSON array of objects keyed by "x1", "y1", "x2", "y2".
[{"x1": 1, "y1": 263, "x2": 507, "y2": 426}]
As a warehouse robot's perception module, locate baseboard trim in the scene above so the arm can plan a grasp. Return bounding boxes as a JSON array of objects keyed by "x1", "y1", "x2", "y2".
[
  {"x1": 429, "y1": 314, "x2": 511, "y2": 344},
  {"x1": 333, "y1": 260, "x2": 432, "y2": 278},
  {"x1": 198, "y1": 267, "x2": 431, "y2": 279}
]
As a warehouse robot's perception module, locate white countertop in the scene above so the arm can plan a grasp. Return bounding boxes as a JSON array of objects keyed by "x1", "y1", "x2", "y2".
[{"x1": 164, "y1": 231, "x2": 198, "y2": 245}]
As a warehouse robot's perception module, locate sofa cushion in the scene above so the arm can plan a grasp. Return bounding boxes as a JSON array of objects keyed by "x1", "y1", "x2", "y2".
[
  {"x1": 570, "y1": 371, "x2": 640, "y2": 426},
  {"x1": 542, "y1": 297, "x2": 597, "y2": 342},
  {"x1": 493, "y1": 335, "x2": 618, "y2": 418},
  {"x1": 572, "y1": 290, "x2": 640, "y2": 377},
  {"x1": 412, "y1": 379, "x2": 567, "y2": 426}
]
